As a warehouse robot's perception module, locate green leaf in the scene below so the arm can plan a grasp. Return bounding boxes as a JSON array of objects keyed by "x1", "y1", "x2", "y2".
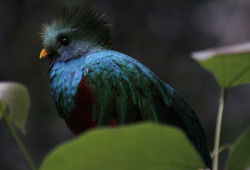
[
  {"x1": 227, "y1": 129, "x2": 250, "y2": 170},
  {"x1": 0, "y1": 82, "x2": 30, "y2": 134},
  {"x1": 40, "y1": 123, "x2": 205, "y2": 170},
  {"x1": 0, "y1": 101, "x2": 6, "y2": 120},
  {"x1": 192, "y1": 42, "x2": 250, "y2": 89}
]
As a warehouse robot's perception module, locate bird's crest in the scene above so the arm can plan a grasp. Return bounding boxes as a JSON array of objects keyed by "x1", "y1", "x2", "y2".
[{"x1": 41, "y1": 3, "x2": 112, "y2": 48}]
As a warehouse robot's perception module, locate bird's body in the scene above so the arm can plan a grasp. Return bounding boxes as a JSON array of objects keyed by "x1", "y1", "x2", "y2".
[
  {"x1": 40, "y1": 4, "x2": 212, "y2": 168},
  {"x1": 50, "y1": 50, "x2": 182, "y2": 133}
]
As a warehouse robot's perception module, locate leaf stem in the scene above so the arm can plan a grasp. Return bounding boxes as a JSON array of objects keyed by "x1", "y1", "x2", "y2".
[
  {"x1": 213, "y1": 88, "x2": 227, "y2": 170},
  {"x1": 210, "y1": 143, "x2": 232, "y2": 158},
  {"x1": 1, "y1": 103, "x2": 37, "y2": 170}
]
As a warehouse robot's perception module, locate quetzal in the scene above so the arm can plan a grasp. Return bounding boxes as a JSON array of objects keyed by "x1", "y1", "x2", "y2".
[{"x1": 40, "y1": 3, "x2": 212, "y2": 168}]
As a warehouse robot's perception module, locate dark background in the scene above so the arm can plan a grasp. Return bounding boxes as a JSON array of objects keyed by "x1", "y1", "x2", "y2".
[{"x1": 0, "y1": 0, "x2": 250, "y2": 169}]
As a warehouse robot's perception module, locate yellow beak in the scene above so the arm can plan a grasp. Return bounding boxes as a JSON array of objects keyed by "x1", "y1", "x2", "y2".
[{"x1": 40, "y1": 49, "x2": 48, "y2": 59}]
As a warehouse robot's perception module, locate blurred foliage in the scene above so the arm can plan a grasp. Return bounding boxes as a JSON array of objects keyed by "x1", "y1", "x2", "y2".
[
  {"x1": 40, "y1": 123, "x2": 205, "y2": 170},
  {"x1": 192, "y1": 43, "x2": 250, "y2": 89},
  {"x1": 0, "y1": 82, "x2": 36, "y2": 170},
  {"x1": 226, "y1": 129, "x2": 250, "y2": 170},
  {"x1": 0, "y1": 82, "x2": 30, "y2": 133}
]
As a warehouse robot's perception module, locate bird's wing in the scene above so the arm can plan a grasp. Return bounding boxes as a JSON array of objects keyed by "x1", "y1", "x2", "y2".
[
  {"x1": 82, "y1": 50, "x2": 200, "y2": 131},
  {"x1": 81, "y1": 50, "x2": 173, "y2": 125}
]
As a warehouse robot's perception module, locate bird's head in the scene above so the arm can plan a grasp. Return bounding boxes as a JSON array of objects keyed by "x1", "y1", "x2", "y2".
[{"x1": 40, "y1": 3, "x2": 112, "y2": 67}]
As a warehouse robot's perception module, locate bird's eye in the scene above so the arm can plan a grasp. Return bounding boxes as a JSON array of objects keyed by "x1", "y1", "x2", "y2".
[{"x1": 60, "y1": 36, "x2": 70, "y2": 46}]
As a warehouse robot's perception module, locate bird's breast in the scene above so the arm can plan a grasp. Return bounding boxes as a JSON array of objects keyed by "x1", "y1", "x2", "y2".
[
  {"x1": 49, "y1": 60, "x2": 85, "y2": 119},
  {"x1": 66, "y1": 75, "x2": 97, "y2": 135},
  {"x1": 49, "y1": 58, "x2": 99, "y2": 134}
]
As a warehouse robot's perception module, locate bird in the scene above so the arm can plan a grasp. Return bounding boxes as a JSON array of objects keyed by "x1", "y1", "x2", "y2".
[{"x1": 39, "y1": 3, "x2": 212, "y2": 168}]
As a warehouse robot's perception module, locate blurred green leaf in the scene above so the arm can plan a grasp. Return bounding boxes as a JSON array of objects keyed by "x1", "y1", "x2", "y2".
[
  {"x1": 0, "y1": 101, "x2": 5, "y2": 120},
  {"x1": 227, "y1": 129, "x2": 250, "y2": 170},
  {"x1": 0, "y1": 82, "x2": 30, "y2": 134},
  {"x1": 192, "y1": 42, "x2": 250, "y2": 89},
  {"x1": 40, "y1": 123, "x2": 205, "y2": 170}
]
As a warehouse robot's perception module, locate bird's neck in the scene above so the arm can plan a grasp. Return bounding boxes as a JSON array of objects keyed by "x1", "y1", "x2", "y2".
[{"x1": 74, "y1": 42, "x2": 110, "y2": 59}]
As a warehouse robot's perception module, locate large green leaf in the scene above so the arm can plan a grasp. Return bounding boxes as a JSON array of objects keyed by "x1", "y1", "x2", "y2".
[
  {"x1": 192, "y1": 42, "x2": 250, "y2": 89},
  {"x1": 0, "y1": 82, "x2": 30, "y2": 134},
  {"x1": 227, "y1": 129, "x2": 250, "y2": 170},
  {"x1": 40, "y1": 123, "x2": 205, "y2": 170}
]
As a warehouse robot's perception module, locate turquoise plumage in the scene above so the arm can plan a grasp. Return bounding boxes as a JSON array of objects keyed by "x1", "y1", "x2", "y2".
[{"x1": 40, "y1": 4, "x2": 212, "y2": 168}]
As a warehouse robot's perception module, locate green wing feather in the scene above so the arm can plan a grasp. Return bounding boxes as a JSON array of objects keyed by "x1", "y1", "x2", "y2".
[
  {"x1": 82, "y1": 52, "x2": 194, "y2": 127},
  {"x1": 83, "y1": 53, "x2": 168, "y2": 125},
  {"x1": 82, "y1": 51, "x2": 203, "y2": 134}
]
